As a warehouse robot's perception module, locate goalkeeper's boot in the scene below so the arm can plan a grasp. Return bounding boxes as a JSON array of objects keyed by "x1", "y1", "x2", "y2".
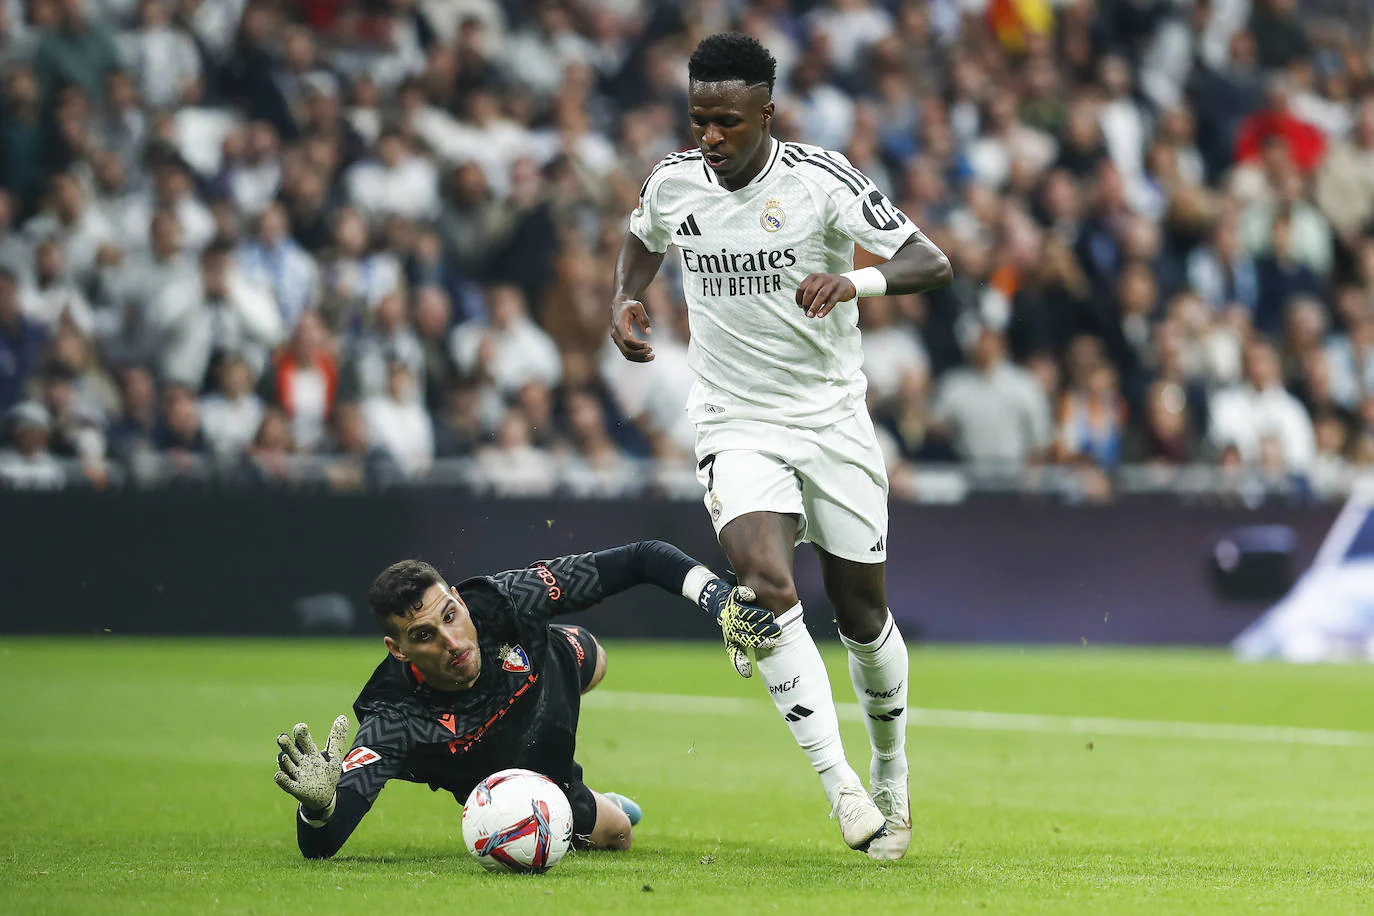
[
  {"x1": 831, "y1": 783, "x2": 888, "y2": 852},
  {"x1": 867, "y1": 774, "x2": 911, "y2": 860},
  {"x1": 603, "y1": 792, "x2": 642, "y2": 826}
]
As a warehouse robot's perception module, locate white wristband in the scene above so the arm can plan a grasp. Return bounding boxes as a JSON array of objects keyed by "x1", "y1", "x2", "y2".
[
  {"x1": 299, "y1": 794, "x2": 337, "y2": 827},
  {"x1": 840, "y1": 266, "x2": 887, "y2": 298},
  {"x1": 681, "y1": 565, "x2": 715, "y2": 604}
]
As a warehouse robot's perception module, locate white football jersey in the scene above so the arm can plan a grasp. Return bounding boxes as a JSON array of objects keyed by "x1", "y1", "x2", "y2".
[{"x1": 629, "y1": 138, "x2": 918, "y2": 426}]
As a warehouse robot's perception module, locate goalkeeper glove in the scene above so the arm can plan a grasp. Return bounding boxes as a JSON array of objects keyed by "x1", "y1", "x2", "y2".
[
  {"x1": 698, "y1": 579, "x2": 780, "y2": 678},
  {"x1": 274, "y1": 715, "x2": 349, "y2": 821}
]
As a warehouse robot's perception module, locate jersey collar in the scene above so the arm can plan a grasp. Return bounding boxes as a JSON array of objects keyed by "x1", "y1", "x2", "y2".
[{"x1": 703, "y1": 137, "x2": 781, "y2": 191}]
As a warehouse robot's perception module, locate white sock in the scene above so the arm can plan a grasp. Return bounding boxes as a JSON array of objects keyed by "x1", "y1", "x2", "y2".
[
  {"x1": 754, "y1": 603, "x2": 862, "y2": 806},
  {"x1": 840, "y1": 611, "x2": 909, "y2": 786}
]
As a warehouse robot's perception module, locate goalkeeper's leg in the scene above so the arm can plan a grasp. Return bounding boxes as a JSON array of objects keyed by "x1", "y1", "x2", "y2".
[{"x1": 720, "y1": 511, "x2": 885, "y2": 852}]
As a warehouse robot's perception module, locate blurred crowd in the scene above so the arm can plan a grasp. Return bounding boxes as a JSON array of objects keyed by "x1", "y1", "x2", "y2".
[{"x1": 1, "y1": 0, "x2": 1373, "y2": 501}]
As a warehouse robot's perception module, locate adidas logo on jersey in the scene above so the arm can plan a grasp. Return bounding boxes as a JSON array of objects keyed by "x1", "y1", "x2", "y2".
[
  {"x1": 870, "y1": 537, "x2": 886, "y2": 553},
  {"x1": 675, "y1": 214, "x2": 702, "y2": 236}
]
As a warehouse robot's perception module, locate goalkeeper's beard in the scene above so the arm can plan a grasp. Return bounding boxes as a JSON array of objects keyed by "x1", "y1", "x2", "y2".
[{"x1": 413, "y1": 645, "x2": 481, "y2": 690}]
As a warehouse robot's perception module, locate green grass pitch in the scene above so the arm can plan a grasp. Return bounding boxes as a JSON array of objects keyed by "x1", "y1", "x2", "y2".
[{"x1": 3, "y1": 638, "x2": 1373, "y2": 914}]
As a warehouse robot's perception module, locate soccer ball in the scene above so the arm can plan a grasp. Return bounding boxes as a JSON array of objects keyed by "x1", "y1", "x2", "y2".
[{"x1": 462, "y1": 768, "x2": 574, "y2": 874}]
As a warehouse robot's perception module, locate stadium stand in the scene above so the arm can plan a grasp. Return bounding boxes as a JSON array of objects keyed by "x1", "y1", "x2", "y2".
[{"x1": 0, "y1": 0, "x2": 1372, "y2": 505}]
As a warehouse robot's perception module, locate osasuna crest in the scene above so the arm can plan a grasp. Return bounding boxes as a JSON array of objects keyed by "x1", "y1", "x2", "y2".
[
  {"x1": 760, "y1": 198, "x2": 785, "y2": 232},
  {"x1": 499, "y1": 644, "x2": 531, "y2": 673}
]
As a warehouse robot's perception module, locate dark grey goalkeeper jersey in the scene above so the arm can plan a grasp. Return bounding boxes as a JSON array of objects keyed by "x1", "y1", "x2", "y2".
[{"x1": 292, "y1": 541, "x2": 702, "y2": 858}]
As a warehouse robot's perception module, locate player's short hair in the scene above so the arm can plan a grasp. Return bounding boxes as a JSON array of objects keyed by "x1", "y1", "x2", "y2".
[
  {"x1": 688, "y1": 33, "x2": 776, "y2": 95},
  {"x1": 369, "y1": 559, "x2": 447, "y2": 636}
]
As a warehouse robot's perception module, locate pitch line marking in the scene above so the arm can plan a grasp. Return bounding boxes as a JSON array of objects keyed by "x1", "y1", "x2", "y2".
[{"x1": 585, "y1": 691, "x2": 1374, "y2": 748}]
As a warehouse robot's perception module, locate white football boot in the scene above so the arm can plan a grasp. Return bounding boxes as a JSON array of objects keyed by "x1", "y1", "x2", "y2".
[
  {"x1": 831, "y1": 784, "x2": 888, "y2": 851},
  {"x1": 866, "y1": 776, "x2": 911, "y2": 860}
]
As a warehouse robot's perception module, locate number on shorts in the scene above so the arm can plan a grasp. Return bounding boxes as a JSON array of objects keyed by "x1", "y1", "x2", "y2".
[{"x1": 698, "y1": 454, "x2": 716, "y2": 490}]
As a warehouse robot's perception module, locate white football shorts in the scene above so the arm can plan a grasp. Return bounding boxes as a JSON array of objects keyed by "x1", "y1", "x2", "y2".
[{"x1": 693, "y1": 410, "x2": 889, "y2": 564}]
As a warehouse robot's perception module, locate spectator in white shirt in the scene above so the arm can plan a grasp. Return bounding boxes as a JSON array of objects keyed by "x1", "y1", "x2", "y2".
[
  {"x1": 0, "y1": 401, "x2": 66, "y2": 490},
  {"x1": 97, "y1": 70, "x2": 147, "y2": 171},
  {"x1": 1098, "y1": 54, "x2": 1151, "y2": 187},
  {"x1": 475, "y1": 406, "x2": 558, "y2": 497},
  {"x1": 931, "y1": 326, "x2": 1053, "y2": 467},
  {"x1": 1322, "y1": 312, "x2": 1374, "y2": 411},
  {"x1": 198, "y1": 352, "x2": 265, "y2": 461},
  {"x1": 153, "y1": 240, "x2": 283, "y2": 389},
  {"x1": 170, "y1": 74, "x2": 240, "y2": 180},
  {"x1": 805, "y1": 0, "x2": 893, "y2": 77},
  {"x1": 236, "y1": 201, "x2": 319, "y2": 329},
  {"x1": 599, "y1": 289, "x2": 696, "y2": 456},
  {"x1": 21, "y1": 238, "x2": 94, "y2": 335},
  {"x1": 23, "y1": 171, "x2": 114, "y2": 286},
  {"x1": 363, "y1": 360, "x2": 434, "y2": 479},
  {"x1": 178, "y1": 0, "x2": 246, "y2": 65},
  {"x1": 1209, "y1": 339, "x2": 1315, "y2": 472},
  {"x1": 967, "y1": 92, "x2": 1057, "y2": 190},
  {"x1": 94, "y1": 209, "x2": 197, "y2": 369},
  {"x1": 344, "y1": 129, "x2": 440, "y2": 223},
  {"x1": 529, "y1": 92, "x2": 618, "y2": 178},
  {"x1": 121, "y1": 0, "x2": 201, "y2": 110},
  {"x1": 319, "y1": 207, "x2": 403, "y2": 329},
  {"x1": 119, "y1": 153, "x2": 216, "y2": 253},
  {"x1": 450, "y1": 87, "x2": 536, "y2": 198},
  {"x1": 225, "y1": 121, "x2": 282, "y2": 217},
  {"x1": 347, "y1": 290, "x2": 426, "y2": 401},
  {"x1": 501, "y1": 3, "x2": 594, "y2": 101},
  {"x1": 860, "y1": 294, "x2": 929, "y2": 407},
  {"x1": 561, "y1": 388, "x2": 634, "y2": 498},
  {"x1": 783, "y1": 51, "x2": 854, "y2": 153},
  {"x1": 449, "y1": 284, "x2": 561, "y2": 397}
]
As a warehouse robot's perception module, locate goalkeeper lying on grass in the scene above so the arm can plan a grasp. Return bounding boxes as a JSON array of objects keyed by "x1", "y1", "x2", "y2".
[{"x1": 273, "y1": 540, "x2": 779, "y2": 858}]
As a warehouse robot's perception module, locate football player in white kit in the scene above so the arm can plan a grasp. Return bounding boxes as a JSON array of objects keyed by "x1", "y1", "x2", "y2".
[{"x1": 609, "y1": 33, "x2": 953, "y2": 860}]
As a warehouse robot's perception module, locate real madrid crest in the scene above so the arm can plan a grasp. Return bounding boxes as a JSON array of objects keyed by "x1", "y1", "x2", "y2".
[
  {"x1": 760, "y1": 198, "x2": 785, "y2": 233},
  {"x1": 710, "y1": 493, "x2": 723, "y2": 522}
]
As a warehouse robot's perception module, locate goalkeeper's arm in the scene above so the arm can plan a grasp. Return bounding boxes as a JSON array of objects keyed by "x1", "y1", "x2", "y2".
[
  {"x1": 275, "y1": 717, "x2": 388, "y2": 860},
  {"x1": 591, "y1": 540, "x2": 780, "y2": 647},
  {"x1": 295, "y1": 788, "x2": 371, "y2": 860}
]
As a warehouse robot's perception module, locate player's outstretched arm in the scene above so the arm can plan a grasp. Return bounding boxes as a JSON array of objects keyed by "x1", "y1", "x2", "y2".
[
  {"x1": 500, "y1": 544, "x2": 778, "y2": 673},
  {"x1": 610, "y1": 230, "x2": 665, "y2": 363},
  {"x1": 592, "y1": 541, "x2": 781, "y2": 669},
  {"x1": 796, "y1": 230, "x2": 953, "y2": 319},
  {"x1": 273, "y1": 716, "x2": 371, "y2": 859}
]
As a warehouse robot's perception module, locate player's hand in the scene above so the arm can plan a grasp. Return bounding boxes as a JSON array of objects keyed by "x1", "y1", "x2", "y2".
[
  {"x1": 699, "y1": 580, "x2": 780, "y2": 678},
  {"x1": 795, "y1": 273, "x2": 857, "y2": 319},
  {"x1": 726, "y1": 643, "x2": 756, "y2": 679},
  {"x1": 718, "y1": 584, "x2": 781, "y2": 650},
  {"x1": 610, "y1": 298, "x2": 654, "y2": 362},
  {"x1": 273, "y1": 715, "x2": 349, "y2": 817}
]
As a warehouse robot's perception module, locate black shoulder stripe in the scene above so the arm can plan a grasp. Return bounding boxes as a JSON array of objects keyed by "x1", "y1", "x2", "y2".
[
  {"x1": 639, "y1": 150, "x2": 703, "y2": 198},
  {"x1": 781, "y1": 146, "x2": 868, "y2": 194},
  {"x1": 797, "y1": 156, "x2": 862, "y2": 195},
  {"x1": 819, "y1": 151, "x2": 871, "y2": 190}
]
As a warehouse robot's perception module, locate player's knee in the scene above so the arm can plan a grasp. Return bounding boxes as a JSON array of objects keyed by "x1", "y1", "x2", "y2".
[
  {"x1": 583, "y1": 639, "x2": 607, "y2": 694},
  {"x1": 737, "y1": 568, "x2": 798, "y2": 612},
  {"x1": 835, "y1": 598, "x2": 888, "y2": 643}
]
